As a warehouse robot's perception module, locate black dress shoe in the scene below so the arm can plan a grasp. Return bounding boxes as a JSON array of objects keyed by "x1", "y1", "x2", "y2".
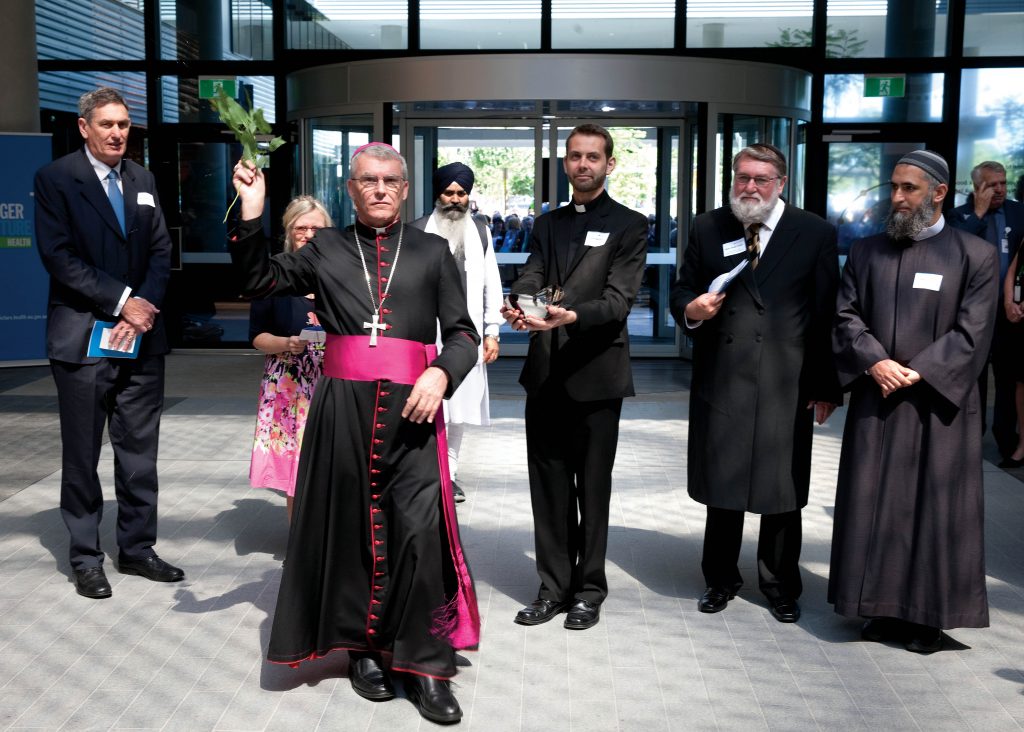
[
  {"x1": 514, "y1": 598, "x2": 568, "y2": 626},
  {"x1": 998, "y1": 456, "x2": 1024, "y2": 469},
  {"x1": 698, "y1": 585, "x2": 739, "y2": 613},
  {"x1": 905, "y1": 624, "x2": 943, "y2": 654},
  {"x1": 118, "y1": 554, "x2": 185, "y2": 582},
  {"x1": 405, "y1": 674, "x2": 462, "y2": 724},
  {"x1": 73, "y1": 567, "x2": 112, "y2": 599},
  {"x1": 349, "y1": 653, "x2": 395, "y2": 701},
  {"x1": 564, "y1": 599, "x2": 601, "y2": 630},
  {"x1": 768, "y1": 597, "x2": 801, "y2": 623},
  {"x1": 861, "y1": 617, "x2": 908, "y2": 643},
  {"x1": 452, "y1": 482, "x2": 466, "y2": 503}
]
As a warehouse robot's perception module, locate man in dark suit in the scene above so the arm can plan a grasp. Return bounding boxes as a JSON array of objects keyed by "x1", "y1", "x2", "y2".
[
  {"x1": 948, "y1": 161, "x2": 1024, "y2": 463},
  {"x1": 670, "y1": 143, "x2": 840, "y2": 624},
  {"x1": 504, "y1": 124, "x2": 647, "y2": 630},
  {"x1": 34, "y1": 87, "x2": 183, "y2": 599}
]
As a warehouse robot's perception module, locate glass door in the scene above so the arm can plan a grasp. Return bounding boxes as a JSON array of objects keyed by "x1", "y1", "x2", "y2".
[
  {"x1": 826, "y1": 139, "x2": 929, "y2": 261},
  {"x1": 552, "y1": 122, "x2": 685, "y2": 351}
]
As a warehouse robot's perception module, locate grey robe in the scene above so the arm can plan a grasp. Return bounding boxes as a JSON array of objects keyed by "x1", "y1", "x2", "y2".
[{"x1": 829, "y1": 224, "x2": 997, "y2": 629}]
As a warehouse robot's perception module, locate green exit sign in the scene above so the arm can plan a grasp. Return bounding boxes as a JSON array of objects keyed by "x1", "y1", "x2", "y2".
[
  {"x1": 864, "y1": 75, "x2": 906, "y2": 98},
  {"x1": 198, "y1": 77, "x2": 237, "y2": 100}
]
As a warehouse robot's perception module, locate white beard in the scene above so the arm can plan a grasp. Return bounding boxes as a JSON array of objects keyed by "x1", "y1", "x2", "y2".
[
  {"x1": 434, "y1": 210, "x2": 468, "y2": 262},
  {"x1": 729, "y1": 190, "x2": 778, "y2": 226}
]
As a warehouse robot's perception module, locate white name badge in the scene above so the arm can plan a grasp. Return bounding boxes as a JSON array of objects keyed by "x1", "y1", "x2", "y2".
[
  {"x1": 584, "y1": 231, "x2": 610, "y2": 247},
  {"x1": 913, "y1": 272, "x2": 943, "y2": 291},
  {"x1": 137, "y1": 192, "x2": 155, "y2": 207},
  {"x1": 722, "y1": 238, "x2": 746, "y2": 257}
]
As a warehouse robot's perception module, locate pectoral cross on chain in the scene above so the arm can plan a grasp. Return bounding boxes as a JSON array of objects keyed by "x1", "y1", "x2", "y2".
[{"x1": 363, "y1": 311, "x2": 387, "y2": 346}]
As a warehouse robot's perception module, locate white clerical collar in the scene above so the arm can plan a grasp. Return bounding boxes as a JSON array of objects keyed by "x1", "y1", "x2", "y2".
[{"x1": 912, "y1": 216, "x2": 945, "y2": 241}]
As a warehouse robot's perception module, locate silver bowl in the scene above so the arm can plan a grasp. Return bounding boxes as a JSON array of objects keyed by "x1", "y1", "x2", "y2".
[{"x1": 505, "y1": 293, "x2": 550, "y2": 319}]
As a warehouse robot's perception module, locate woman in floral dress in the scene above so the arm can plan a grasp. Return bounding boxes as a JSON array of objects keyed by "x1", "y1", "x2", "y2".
[{"x1": 248, "y1": 196, "x2": 332, "y2": 522}]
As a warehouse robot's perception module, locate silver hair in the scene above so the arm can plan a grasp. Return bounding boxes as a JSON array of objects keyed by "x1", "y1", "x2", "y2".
[
  {"x1": 78, "y1": 87, "x2": 129, "y2": 121},
  {"x1": 970, "y1": 161, "x2": 1006, "y2": 185},
  {"x1": 351, "y1": 144, "x2": 408, "y2": 180}
]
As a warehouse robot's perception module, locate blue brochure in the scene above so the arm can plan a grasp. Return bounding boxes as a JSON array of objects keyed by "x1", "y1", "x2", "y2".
[{"x1": 86, "y1": 320, "x2": 141, "y2": 359}]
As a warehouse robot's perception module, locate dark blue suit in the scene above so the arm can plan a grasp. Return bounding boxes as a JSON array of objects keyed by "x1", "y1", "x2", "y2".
[
  {"x1": 948, "y1": 196, "x2": 1024, "y2": 458},
  {"x1": 35, "y1": 147, "x2": 172, "y2": 570}
]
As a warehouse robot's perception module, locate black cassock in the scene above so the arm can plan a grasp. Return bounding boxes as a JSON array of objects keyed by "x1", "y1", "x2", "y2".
[
  {"x1": 830, "y1": 224, "x2": 997, "y2": 629},
  {"x1": 230, "y1": 218, "x2": 480, "y2": 677}
]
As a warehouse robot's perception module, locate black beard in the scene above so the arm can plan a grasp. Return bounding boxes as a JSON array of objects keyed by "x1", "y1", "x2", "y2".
[
  {"x1": 886, "y1": 197, "x2": 936, "y2": 240},
  {"x1": 438, "y1": 201, "x2": 468, "y2": 221}
]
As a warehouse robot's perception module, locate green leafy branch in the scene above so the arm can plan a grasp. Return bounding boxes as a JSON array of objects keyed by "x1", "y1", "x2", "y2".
[{"x1": 209, "y1": 87, "x2": 286, "y2": 222}]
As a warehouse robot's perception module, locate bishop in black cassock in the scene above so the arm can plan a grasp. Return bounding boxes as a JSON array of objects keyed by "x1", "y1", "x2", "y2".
[{"x1": 230, "y1": 145, "x2": 480, "y2": 724}]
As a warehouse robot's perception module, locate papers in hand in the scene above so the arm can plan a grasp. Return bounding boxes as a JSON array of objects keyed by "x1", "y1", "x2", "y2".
[
  {"x1": 708, "y1": 258, "x2": 748, "y2": 294},
  {"x1": 299, "y1": 326, "x2": 326, "y2": 343},
  {"x1": 87, "y1": 320, "x2": 141, "y2": 359}
]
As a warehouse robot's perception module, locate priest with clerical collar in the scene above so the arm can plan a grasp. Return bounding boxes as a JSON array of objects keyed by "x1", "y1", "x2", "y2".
[
  {"x1": 230, "y1": 142, "x2": 480, "y2": 724},
  {"x1": 503, "y1": 123, "x2": 648, "y2": 632}
]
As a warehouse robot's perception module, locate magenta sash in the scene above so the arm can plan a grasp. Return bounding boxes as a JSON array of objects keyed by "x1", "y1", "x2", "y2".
[{"x1": 322, "y1": 335, "x2": 480, "y2": 650}]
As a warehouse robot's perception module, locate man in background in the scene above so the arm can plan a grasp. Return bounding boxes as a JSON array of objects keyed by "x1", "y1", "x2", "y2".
[
  {"x1": 34, "y1": 87, "x2": 182, "y2": 599},
  {"x1": 411, "y1": 162, "x2": 503, "y2": 502}
]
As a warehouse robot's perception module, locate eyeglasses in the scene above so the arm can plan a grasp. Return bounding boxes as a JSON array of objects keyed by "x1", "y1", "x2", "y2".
[
  {"x1": 353, "y1": 175, "x2": 406, "y2": 191},
  {"x1": 292, "y1": 225, "x2": 321, "y2": 235},
  {"x1": 734, "y1": 174, "x2": 780, "y2": 188}
]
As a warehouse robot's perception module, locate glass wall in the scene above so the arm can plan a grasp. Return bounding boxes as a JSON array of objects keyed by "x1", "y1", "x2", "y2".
[
  {"x1": 824, "y1": 73, "x2": 943, "y2": 123},
  {"x1": 285, "y1": 0, "x2": 408, "y2": 50},
  {"x1": 963, "y1": 0, "x2": 1024, "y2": 57},
  {"x1": 687, "y1": 1, "x2": 813, "y2": 49},
  {"x1": 158, "y1": 0, "x2": 274, "y2": 60},
  {"x1": 160, "y1": 76, "x2": 275, "y2": 124},
  {"x1": 36, "y1": 0, "x2": 146, "y2": 60},
  {"x1": 825, "y1": 0, "x2": 945, "y2": 57},
  {"x1": 421, "y1": 0, "x2": 541, "y2": 49},
  {"x1": 552, "y1": 0, "x2": 674, "y2": 49},
  {"x1": 955, "y1": 67, "x2": 1024, "y2": 206}
]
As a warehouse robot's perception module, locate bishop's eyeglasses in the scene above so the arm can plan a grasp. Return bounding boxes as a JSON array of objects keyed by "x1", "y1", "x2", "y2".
[{"x1": 352, "y1": 175, "x2": 406, "y2": 192}]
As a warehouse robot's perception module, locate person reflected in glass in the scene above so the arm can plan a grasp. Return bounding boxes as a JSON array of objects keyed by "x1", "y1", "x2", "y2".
[{"x1": 248, "y1": 196, "x2": 333, "y2": 523}]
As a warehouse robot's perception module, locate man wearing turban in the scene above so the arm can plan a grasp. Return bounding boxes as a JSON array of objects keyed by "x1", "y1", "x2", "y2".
[{"x1": 411, "y1": 162, "x2": 503, "y2": 503}]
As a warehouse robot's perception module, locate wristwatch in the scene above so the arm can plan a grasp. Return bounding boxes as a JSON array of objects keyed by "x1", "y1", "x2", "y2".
[{"x1": 486, "y1": 334, "x2": 500, "y2": 342}]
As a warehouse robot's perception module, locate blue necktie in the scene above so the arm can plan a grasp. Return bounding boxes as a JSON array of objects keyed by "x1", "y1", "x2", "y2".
[{"x1": 106, "y1": 169, "x2": 126, "y2": 236}]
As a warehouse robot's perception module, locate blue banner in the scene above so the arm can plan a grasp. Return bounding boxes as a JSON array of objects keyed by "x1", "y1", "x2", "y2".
[{"x1": 0, "y1": 134, "x2": 52, "y2": 363}]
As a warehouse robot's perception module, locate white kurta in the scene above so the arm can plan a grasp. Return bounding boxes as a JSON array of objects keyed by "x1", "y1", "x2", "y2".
[{"x1": 427, "y1": 213, "x2": 504, "y2": 425}]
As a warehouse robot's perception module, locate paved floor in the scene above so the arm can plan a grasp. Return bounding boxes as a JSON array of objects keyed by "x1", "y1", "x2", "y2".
[{"x1": 1, "y1": 352, "x2": 1023, "y2": 731}]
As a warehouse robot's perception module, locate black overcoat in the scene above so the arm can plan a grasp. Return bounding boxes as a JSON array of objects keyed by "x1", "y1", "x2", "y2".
[{"x1": 670, "y1": 204, "x2": 841, "y2": 514}]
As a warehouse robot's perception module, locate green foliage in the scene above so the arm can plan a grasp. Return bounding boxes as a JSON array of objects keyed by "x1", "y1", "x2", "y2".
[
  {"x1": 209, "y1": 87, "x2": 286, "y2": 222},
  {"x1": 768, "y1": 25, "x2": 867, "y2": 59}
]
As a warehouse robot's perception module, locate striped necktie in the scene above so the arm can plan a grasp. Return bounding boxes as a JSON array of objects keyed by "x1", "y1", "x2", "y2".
[
  {"x1": 746, "y1": 223, "x2": 760, "y2": 269},
  {"x1": 106, "y1": 169, "x2": 126, "y2": 236}
]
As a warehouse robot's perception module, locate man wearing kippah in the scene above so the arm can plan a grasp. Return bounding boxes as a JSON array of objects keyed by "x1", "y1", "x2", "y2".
[
  {"x1": 830, "y1": 150, "x2": 997, "y2": 653},
  {"x1": 411, "y1": 163, "x2": 503, "y2": 503}
]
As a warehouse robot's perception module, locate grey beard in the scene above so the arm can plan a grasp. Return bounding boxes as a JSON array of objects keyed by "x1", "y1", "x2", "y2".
[
  {"x1": 729, "y1": 191, "x2": 776, "y2": 226},
  {"x1": 434, "y1": 211, "x2": 467, "y2": 261},
  {"x1": 438, "y1": 201, "x2": 468, "y2": 221},
  {"x1": 886, "y1": 198, "x2": 936, "y2": 240}
]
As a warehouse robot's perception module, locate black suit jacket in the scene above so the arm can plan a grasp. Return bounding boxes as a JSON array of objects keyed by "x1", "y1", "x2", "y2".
[
  {"x1": 512, "y1": 190, "x2": 647, "y2": 402},
  {"x1": 34, "y1": 148, "x2": 172, "y2": 363},
  {"x1": 948, "y1": 196, "x2": 1024, "y2": 262},
  {"x1": 670, "y1": 204, "x2": 840, "y2": 513}
]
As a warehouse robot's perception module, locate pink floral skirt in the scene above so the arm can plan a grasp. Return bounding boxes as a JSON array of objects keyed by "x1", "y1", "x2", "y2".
[{"x1": 249, "y1": 345, "x2": 324, "y2": 496}]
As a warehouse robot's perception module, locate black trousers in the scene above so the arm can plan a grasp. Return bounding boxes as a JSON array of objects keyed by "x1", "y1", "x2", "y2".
[
  {"x1": 701, "y1": 506, "x2": 803, "y2": 601},
  {"x1": 525, "y1": 386, "x2": 622, "y2": 605},
  {"x1": 51, "y1": 355, "x2": 164, "y2": 570}
]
